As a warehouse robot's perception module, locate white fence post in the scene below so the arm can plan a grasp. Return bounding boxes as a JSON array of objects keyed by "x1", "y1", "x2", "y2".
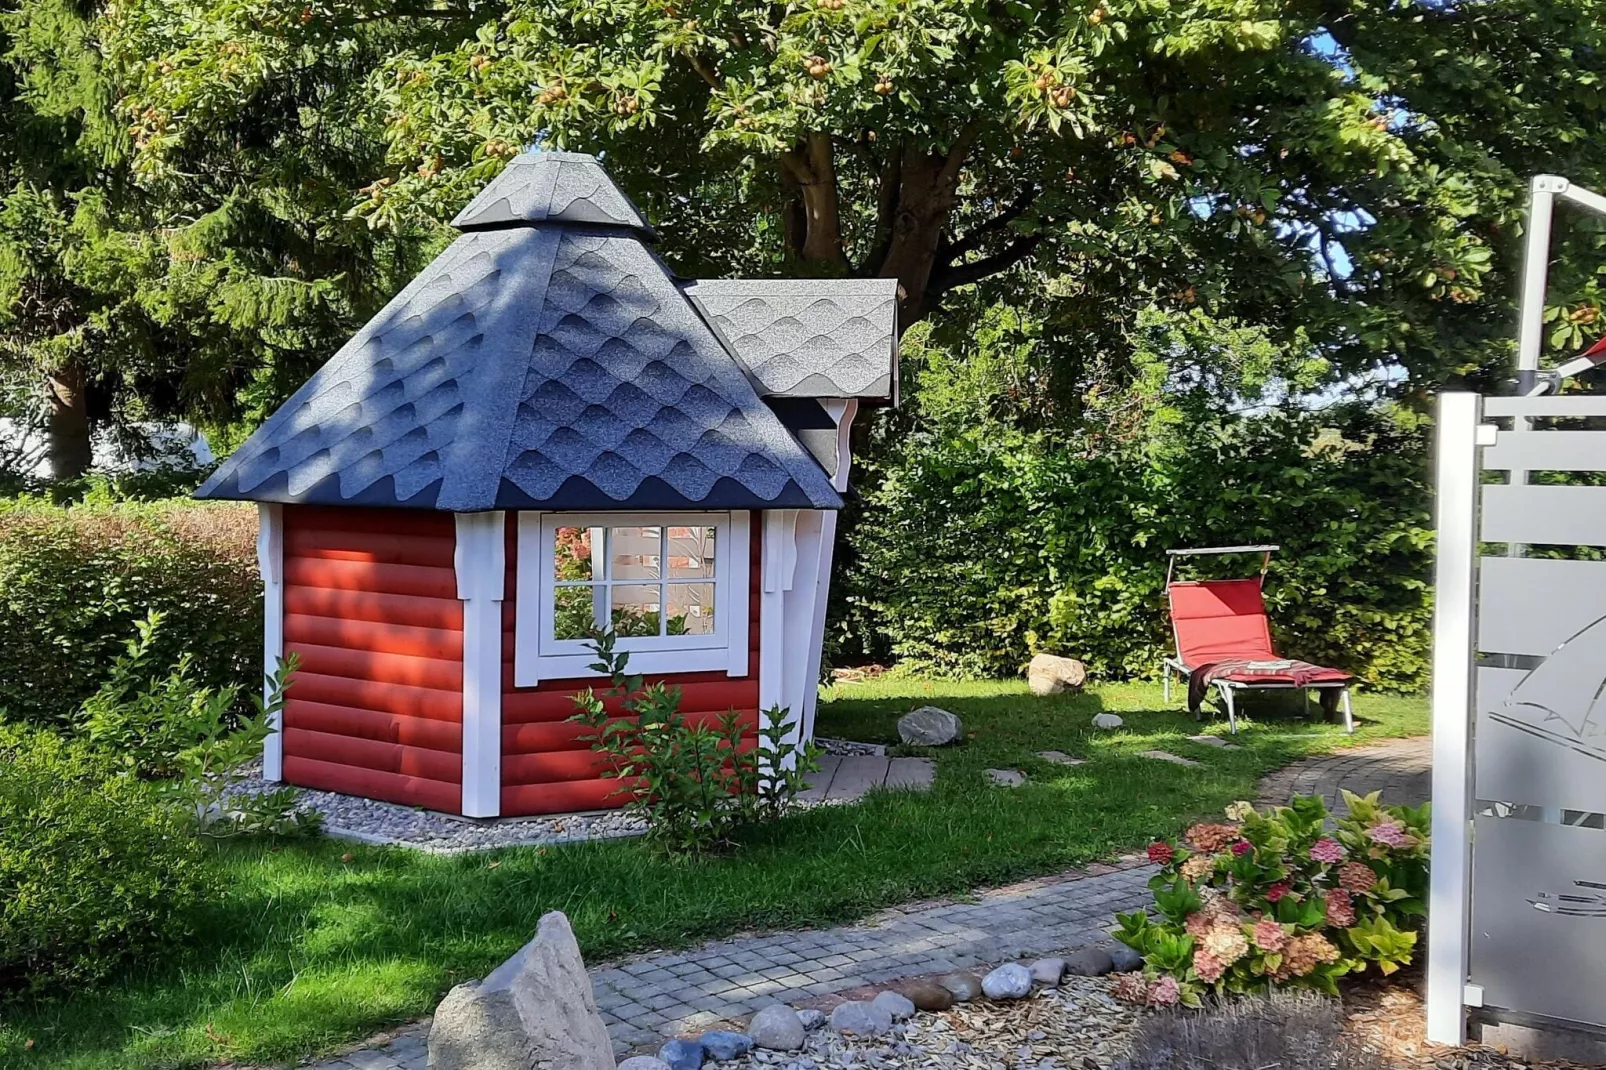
[{"x1": 1426, "y1": 391, "x2": 1482, "y2": 1046}]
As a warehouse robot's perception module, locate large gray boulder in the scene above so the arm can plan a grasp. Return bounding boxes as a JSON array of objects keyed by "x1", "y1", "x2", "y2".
[
  {"x1": 1027, "y1": 654, "x2": 1087, "y2": 696},
  {"x1": 427, "y1": 911, "x2": 614, "y2": 1070},
  {"x1": 897, "y1": 706, "x2": 965, "y2": 746}
]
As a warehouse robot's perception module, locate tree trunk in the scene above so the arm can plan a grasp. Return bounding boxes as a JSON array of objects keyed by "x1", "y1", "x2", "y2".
[
  {"x1": 46, "y1": 362, "x2": 92, "y2": 480},
  {"x1": 878, "y1": 148, "x2": 964, "y2": 326},
  {"x1": 781, "y1": 134, "x2": 850, "y2": 269}
]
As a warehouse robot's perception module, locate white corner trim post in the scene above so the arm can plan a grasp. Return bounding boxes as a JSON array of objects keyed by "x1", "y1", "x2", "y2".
[
  {"x1": 797, "y1": 399, "x2": 860, "y2": 743},
  {"x1": 257, "y1": 503, "x2": 285, "y2": 782},
  {"x1": 1426, "y1": 391, "x2": 1481, "y2": 1047},
  {"x1": 456, "y1": 511, "x2": 507, "y2": 818},
  {"x1": 759, "y1": 509, "x2": 800, "y2": 764}
]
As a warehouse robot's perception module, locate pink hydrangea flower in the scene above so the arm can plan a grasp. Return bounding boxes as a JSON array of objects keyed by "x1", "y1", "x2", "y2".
[
  {"x1": 1325, "y1": 888, "x2": 1356, "y2": 928},
  {"x1": 1367, "y1": 819, "x2": 1411, "y2": 848},
  {"x1": 1310, "y1": 838, "x2": 1346, "y2": 864},
  {"x1": 1148, "y1": 975, "x2": 1182, "y2": 1005},
  {"x1": 1231, "y1": 839, "x2": 1252, "y2": 856},
  {"x1": 1338, "y1": 861, "x2": 1378, "y2": 893},
  {"x1": 1251, "y1": 918, "x2": 1288, "y2": 953},
  {"x1": 1192, "y1": 947, "x2": 1226, "y2": 983},
  {"x1": 1185, "y1": 911, "x2": 1213, "y2": 939},
  {"x1": 1147, "y1": 841, "x2": 1175, "y2": 865},
  {"x1": 1264, "y1": 882, "x2": 1291, "y2": 903}
]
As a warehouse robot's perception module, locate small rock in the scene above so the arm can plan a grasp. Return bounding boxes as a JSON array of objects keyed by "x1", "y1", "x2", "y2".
[
  {"x1": 797, "y1": 1008, "x2": 827, "y2": 1031},
  {"x1": 981, "y1": 963, "x2": 1033, "y2": 1000},
  {"x1": 1029, "y1": 958, "x2": 1066, "y2": 985},
  {"x1": 897, "y1": 706, "x2": 965, "y2": 747},
  {"x1": 699, "y1": 1030, "x2": 753, "y2": 1061},
  {"x1": 619, "y1": 1059, "x2": 673, "y2": 1070},
  {"x1": 1063, "y1": 946, "x2": 1116, "y2": 977},
  {"x1": 871, "y1": 991, "x2": 915, "y2": 1021},
  {"x1": 830, "y1": 1000, "x2": 893, "y2": 1038},
  {"x1": 898, "y1": 980, "x2": 955, "y2": 1012},
  {"x1": 1035, "y1": 750, "x2": 1085, "y2": 766},
  {"x1": 937, "y1": 972, "x2": 983, "y2": 1001},
  {"x1": 1091, "y1": 713, "x2": 1124, "y2": 730},
  {"x1": 985, "y1": 768, "x2": 1026, "y2": 788},
  {"x1": 658, "y1": 1038, "x2": 705, "y2": 1070},
  {"x1": 1110, "y1": 945, "x2": 1144, "y2": 973},
  {"x1": 748, "y1": 1005, "x2": 807, "y2": 1051},
  {"x1": 1187, "y1": 734, "x2": 1237, "y2": 749},
  {"x1": 1139, "y1": 749, "x2": 1200, "y2": 767},
  {"x1": 1028, "y1": 654, "x2": 1087, "y2": 695}
]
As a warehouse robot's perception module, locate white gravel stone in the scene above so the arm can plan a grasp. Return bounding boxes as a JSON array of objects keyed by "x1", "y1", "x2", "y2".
[
  {"x1": 690, "y1": 977, "x2": 1140, "y2": 1070},
  {"x1": 223, "y1": 759, "x2": 836, "y2": 853}
]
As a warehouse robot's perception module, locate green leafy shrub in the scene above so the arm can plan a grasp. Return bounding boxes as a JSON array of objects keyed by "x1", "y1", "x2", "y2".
[
  {"x1": 82, "y1": 614, "x2": 315, "y2": 837},
  {"x1": 0, "y1": 500, "x2": 259, "y2": 728},
  {"x1": 840, "y1": 405, "x2": 1433, "y2": 690},
  {"x1": 1112, "y1": 790, "x2": 1429, "y2": 1005},
  {"x1": 570, "y1": 632, "x2": 819, "y2": 855},
  {"x1": 0, "y1": 725, "x2": 216, "y2": 995}
]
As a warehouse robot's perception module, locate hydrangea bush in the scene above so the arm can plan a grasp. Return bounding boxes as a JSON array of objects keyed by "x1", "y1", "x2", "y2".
[{"x1": 1113, "y1": 790, "x2": 1429, "y2": 1006}]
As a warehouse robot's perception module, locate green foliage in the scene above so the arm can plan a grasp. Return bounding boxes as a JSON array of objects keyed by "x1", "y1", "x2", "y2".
[
  {"x1": 839, "y1": 308, "x2": 1434, "y2": 690},
  {"x1": 0, "y1": 500, "x2": 260, "y2": 727},
  {"x1": 163, "y1": 652, "x2": 318, "y2": 838},
  {"x1": 0, "y1": 724, "x2": 215, "y2": 996},
  {"x1": 1113, "y1": 790, "x2": 1431, "y2": 1005},
  {"x1": 81, "y1": 609, "x2": 314, "y2": 835},
  {"x1": 569, "y1": 631, "x2": 819, "y2": 855},
  {"x1": 113, "y1": 0, "x2": 1606, "y2": 404}
]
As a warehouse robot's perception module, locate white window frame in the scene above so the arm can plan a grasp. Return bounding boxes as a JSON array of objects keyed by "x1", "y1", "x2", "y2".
[{"x1": 515, "y1": 510, "x2": 750, "y2": 684}]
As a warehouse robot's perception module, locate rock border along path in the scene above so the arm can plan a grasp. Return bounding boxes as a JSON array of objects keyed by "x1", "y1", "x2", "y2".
[{"x1": 302, "y1": 736, "x2": 1433, "y2": 1070}]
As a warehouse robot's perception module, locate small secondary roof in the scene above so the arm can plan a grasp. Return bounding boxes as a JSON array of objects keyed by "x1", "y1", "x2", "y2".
[
  {"x1": 196, "y1": 152, "x2": 874, "y2": 512},
  {"x1": 686, "y1": 279, "x2": 899, "y2": 404}
]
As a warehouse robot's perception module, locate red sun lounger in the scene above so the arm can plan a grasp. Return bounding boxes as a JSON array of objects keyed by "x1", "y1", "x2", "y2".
[{"x1": 1162, "y1": 545, "x2": 1354, "y2": 734}]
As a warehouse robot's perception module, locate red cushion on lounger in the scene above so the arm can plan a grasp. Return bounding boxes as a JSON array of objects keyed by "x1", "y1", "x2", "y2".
[{"x1": 1167, "y1": 579, "x2": 1277, "y2": 666}]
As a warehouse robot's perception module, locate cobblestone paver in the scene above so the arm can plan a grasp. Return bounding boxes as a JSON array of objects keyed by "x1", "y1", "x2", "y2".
[
  {"x1": 1256, "y1": 736, "x2": 1432, "y2": 814},
  {"x1": 304, "y1": 736, "x2": 1431, "y2": 1069},
  {"x1": 593, "y1": 859, "x2": 1155, "y2": 1052}
]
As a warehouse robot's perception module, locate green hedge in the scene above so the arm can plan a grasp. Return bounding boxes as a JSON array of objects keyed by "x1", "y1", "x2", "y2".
[
  {"x1": 837, "y1": 405, "x2": 1433, "y2": 692},
  {"x1": 0, "y1": 726, "x2": 216, "y2": 994},
  {"x1": 0, "y1": 501, "x2": 260, "y2": 728}
]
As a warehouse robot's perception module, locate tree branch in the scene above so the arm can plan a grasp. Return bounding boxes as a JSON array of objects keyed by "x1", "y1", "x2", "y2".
[
  {"x1": 860, "y1": 141, "x2": 904, "y2": 274},
  {"x1": 940, "y1": 185, "x2": 1040, "y2": 262},
  {"x1": 685, "y1": 52, "x2": 720, "y2": 88},
  {"x1": 931, "y1": 233, "x2": 1044, "y2": 295},
  {"x1": 936, "y1": 121, "x2": 982, "y2": 191}
]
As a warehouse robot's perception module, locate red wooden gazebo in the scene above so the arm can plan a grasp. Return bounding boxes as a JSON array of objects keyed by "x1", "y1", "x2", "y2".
[{"x1": 199, "y1": 150, "x2": 897, "y2": 817}]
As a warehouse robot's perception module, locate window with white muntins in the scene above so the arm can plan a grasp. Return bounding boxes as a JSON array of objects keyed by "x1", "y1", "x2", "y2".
[{"x1": 515, "y1": 511, "x2": 750, "y2": 684}]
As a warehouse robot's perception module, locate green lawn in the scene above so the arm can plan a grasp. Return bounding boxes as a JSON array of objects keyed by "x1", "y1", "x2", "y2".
[{"x1": 1, "y1": 680, "x2": 1425, "y2": 1070}]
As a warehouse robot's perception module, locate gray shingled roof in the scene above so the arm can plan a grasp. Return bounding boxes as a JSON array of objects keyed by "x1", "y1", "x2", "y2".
[
  {"x1": 685, "y1": 279, "x2": 899, "y2": 402},
  {"x1": 451, "y1": 150, "x2": 653, "y2": 234},
  {"x1": 195, "y1": 152, "x2": 843, "y2": 512}
]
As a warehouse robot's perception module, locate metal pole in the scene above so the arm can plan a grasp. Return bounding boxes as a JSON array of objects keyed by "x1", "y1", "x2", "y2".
[
  {"x1": 1426, "y1": 392, "x2": 1483, "y2": 1047},
  {"x1": 1515, "y1": 176, "x2": 1567, "y2": 392}
]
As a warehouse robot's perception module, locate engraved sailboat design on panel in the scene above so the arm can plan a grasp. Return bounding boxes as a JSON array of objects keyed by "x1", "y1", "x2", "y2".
[{"x1": 1489, "y1": 613, "x2": 1606, "y2": 761}]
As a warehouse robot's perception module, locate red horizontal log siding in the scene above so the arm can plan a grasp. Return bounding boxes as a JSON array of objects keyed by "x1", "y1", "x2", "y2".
[
  {"x1": 499, "y1": 513, "x2": 763, "y2": 817},
  {"x1": 280, "y1": 505, "x2": 463, "y2": 813}
]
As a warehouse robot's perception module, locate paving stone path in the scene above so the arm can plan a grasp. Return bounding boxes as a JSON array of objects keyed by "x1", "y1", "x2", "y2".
[
  {"x1": 798, "y1": 754, "x2": 935, "y2": 803},
  {"x1": 1257, "y1": 735, "x2": 1432, "y2": 814},
  {"x1": 302, "y1": 735, "x2": 1433, "y2": 1070}
]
